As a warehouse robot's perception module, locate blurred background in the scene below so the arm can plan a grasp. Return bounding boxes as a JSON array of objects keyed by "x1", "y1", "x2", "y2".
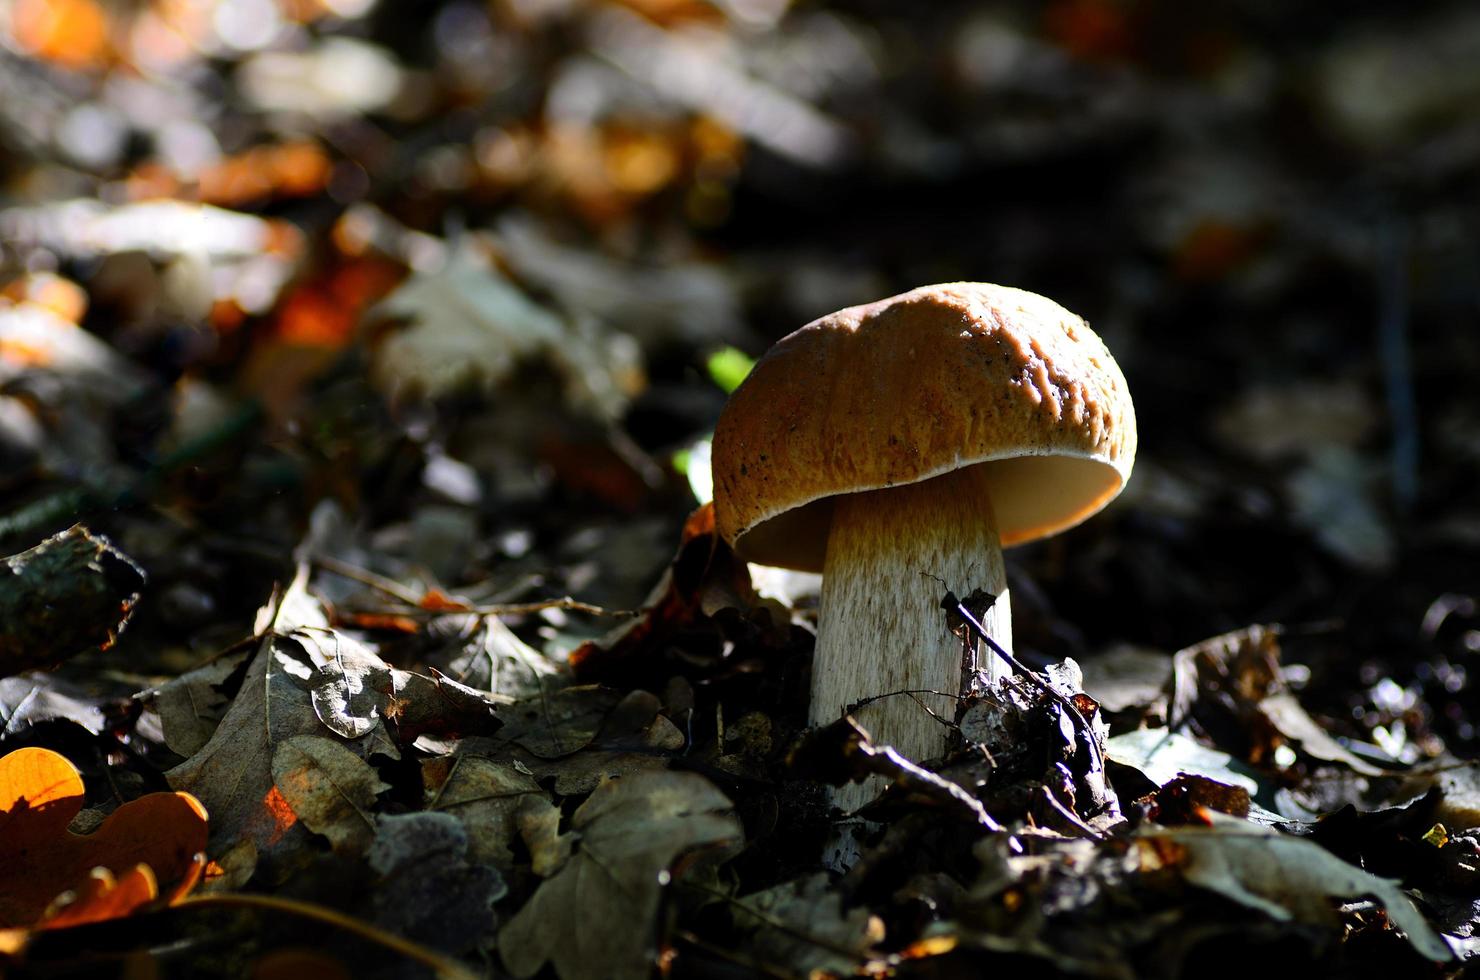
[{"x1": 1, "y1": 0, "x2": 1477, "y2": 756}]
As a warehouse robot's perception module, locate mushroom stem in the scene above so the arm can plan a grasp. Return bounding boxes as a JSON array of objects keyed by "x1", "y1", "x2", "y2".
[{"x1": 814, "y1": 464, "x2": 1011, "y2": 810}]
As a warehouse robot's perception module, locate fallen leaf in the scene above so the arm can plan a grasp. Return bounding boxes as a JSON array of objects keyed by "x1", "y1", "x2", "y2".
[
  {"x1": 732, "y1": 873, "x2": 884, "y2": 977},
  {"x1": 39, "y1": 864, "x2": 159, "y2": 930},
  {"x1": 569, "y1": 503, "x2": 757, "y2": 680},
  {"x1": 422, "y1": 754, "x2": 545, "y2": 868},
  {"x1": 0, "y1": 524, "x2": 147, "y2": 677},
  {"x1": 491, "y1": 685, "x2": 624, "y2": 759},
  {"x1": 1, "y1": 672, "x2": 107, "y2": 737},
  {"x1": 271, "y1": 735, "x2": 389, "y2": 856},
  {"x1": 516, "y1": 795, "x2": 572, "y2": 878},
  {"x1": 364, "y1": 251, "x2": 637, "y2": 420},
  {"x1": 1139, "y1": 819, "x2": 1451, "y2": 962},
  {"x1": 167, "y1": 636, "x2": 349, "y2": 853},
  {"x1": 499, "y1": 770, "x2": 742, "y2": 980},
  {"x1": 147, "y1": 649, "x2": 251, "y2": 757},
  {"x1": 444, "y1": 614, "x2": 560, "y2": 701},
  {"x1": 0, "y1": 747, "x2": 207, "y2": 929},
  {"x1": 368, "y1": 812, "x2": 507, "y2": 954},
  {"x1": 289, "y1": 625, "x2": 505, "y2": 743},
  {"x1": 487, "y1": 689, "x2": 686, "y2": 796}
]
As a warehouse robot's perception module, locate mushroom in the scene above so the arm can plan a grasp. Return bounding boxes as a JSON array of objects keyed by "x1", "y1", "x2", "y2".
[{"x1": 711, "y1": 283, "x2": 1135, "y2": 807}]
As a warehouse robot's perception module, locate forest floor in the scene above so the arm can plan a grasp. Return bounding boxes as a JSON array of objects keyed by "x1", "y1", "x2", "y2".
[{"x1": 2, "y1": 1, "x2": 1480, "y2": 977}]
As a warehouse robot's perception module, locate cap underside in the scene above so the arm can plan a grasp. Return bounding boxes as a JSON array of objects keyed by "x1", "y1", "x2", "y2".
[{"x1": 730, "y1": 454, "x2": 1125, "y2": 572}]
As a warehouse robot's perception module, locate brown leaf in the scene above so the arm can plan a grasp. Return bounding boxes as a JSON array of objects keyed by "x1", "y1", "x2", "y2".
[
  {"x1": 422, "y1": 754, "x2": 544, "y2": 868},
  {"x1": 271, "y1": 735, "x2": 389, "y2": 856},
  {"x1": 499, "y1": 770, "x2": 742, "y2": 980},
  {"x1": 167, "y1": 637, "x2": 346, "y2": 854},
  {"x1": 569, "y1": 503, "x2": 755, "y2": 680}
]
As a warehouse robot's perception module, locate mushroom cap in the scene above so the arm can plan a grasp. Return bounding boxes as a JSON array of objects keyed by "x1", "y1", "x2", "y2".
[{"x1": 712, "y1": 282, "x2": 1137, "y2": 571}]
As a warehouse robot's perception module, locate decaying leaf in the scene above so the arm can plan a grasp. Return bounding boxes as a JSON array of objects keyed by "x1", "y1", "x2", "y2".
[
  {"x1": 489, "y1": 688, "x2": 686, "y2": 796},
  {"x1": 445, "y1": 614, "x2": 560, "y2": 701},
  {"x1": 490, "y1": 685, "x2": 624, "y2": 759},
  {"x1": 1106, "y1": 728, "x2": 1280, "y2": 818},
  {"x1": 368, "y1": 812, "x2": 507, "y2": 954},
  {"x1": 569, "y1": 502, "x2": 757, "y2": 680},
  {"x1": 363, "y1": 251, "x2": 641, "y2": 420},
  {"x1": 166, "y1": 635, "x2": 352, "y2": 853},
  {"x1": 1138, "y1": 819, "x2": 1451, "y2": 962},
  {"x1": 0, "y1": 524, "x2": 147, "y2": 678},
  {"x1": 147, "y1": 649, "x2": 251, "y2": 757},
  {"x1": 0, "y1": 747, "x2": 207, "y2": 929},
  {"x1": 167, "y1": 571, "x2": 503, "y2": 858},
  {"x1": 1166, "y1": 625, "x2": 1389, "y2": 777},
  {"x1": 516, "y1": 795, "x2": 573, "y2": 878},
  {"x1": 289, "y1": 625, "x2": 505, "y2": 743},
  {"x1": 271, "y1": 735, "x2": 389, "y2": 856},
  {"x1": 499, "y1": 770, "x2": 742, "y2": 980},
  {"x1": 422, "y1": 754, "x2": 545, "y2": 868},
  {"x1": 37, "y1": 865, "x2": 162, "y2": 931},
  {"x1": 1, "y1": 672, "x2": 107, "y2": 737},
  {"x1": 731, "y1": 872, "x2": 884, "y2": 977}
]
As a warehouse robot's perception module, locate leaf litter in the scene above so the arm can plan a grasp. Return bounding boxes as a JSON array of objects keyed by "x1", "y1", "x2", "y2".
[{"x1": 3, "y1": 1, "x2": 1480, "y2": 977}]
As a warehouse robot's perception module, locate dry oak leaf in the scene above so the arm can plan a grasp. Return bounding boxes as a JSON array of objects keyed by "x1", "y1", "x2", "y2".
[
  {"x1": 0, "y1": 747, "x2": 208, "y2": 929},
  {"x1": 271, "y1": 735, "x2": 389, "y2": 857},
  {"x1": 499, "y1": 770, "x2": 742, "y2": 980},
  {"x1": 422, "y1": 754, "x2": 544, "y2": 869}
]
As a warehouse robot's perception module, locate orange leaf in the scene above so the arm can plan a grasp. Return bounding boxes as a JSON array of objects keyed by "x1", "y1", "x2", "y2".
[
  {"x1": 0, "y1": 273, "x2": 88, "y2": 323},
  {"x1": 39, "y1": 865, "x2": 159, "y2": 931},
  {"x1": 0, "y1": 748, "x2": 209, "y2": 929},
  {"x1": 419, "y1": 589, "x2": 472, "y2": 613},
  {"x1": 10, "y1": 0, "x2": 111, "y2": 70}
]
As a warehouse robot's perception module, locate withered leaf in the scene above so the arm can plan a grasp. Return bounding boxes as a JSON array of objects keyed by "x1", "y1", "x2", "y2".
[
  {"x1": 491, "y1": 689, "x2": 686, "y2": 796},
  {"x1": 732, "y1": 873, "x2": 883, "y2": 977},
  {"x1": 422, "y1": 754, "x2": 545, "y2": 868},
  {"x1": 517, "y1": 794, "x2": 572, "y2": 878},
  {"x1": 445, "y1": 614, "x2": 561, "y2": 701},
  {"x1": 1, "y1": 672, "x2": 107, "y2": 738},
  {"x1": 499, "y1": 771, "x2": 742, "y2": 980},
  {"x1": 271, "y1": 735, "x2": 389, "y2": 856},
  {"x1": 148, "y1": 649, "x2": 251, "y2": 757},
  {"x1": 493, "y1": 685, "x2": 623, "y2": 759},
  {"x1": 369, "y1": 812, "x2": 507, "y2": 954},
  {"x1": 1139, "y1": 819, "x2": 1450, "y2": 962},
  {"x1": 167, "y1": 637, "x2": 349, "y2": 852},
  {"x1": 290, "y1": 626, "x2": 505, "y2": 742}
]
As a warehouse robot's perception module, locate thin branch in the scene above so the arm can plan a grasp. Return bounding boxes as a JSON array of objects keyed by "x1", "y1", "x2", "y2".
[{"x1": 176, "y1": 893, "x2": 480, "y2": 980}]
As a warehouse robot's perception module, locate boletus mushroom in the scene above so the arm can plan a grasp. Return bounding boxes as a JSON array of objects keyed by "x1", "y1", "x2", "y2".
[{"x1": 712, "y1": 283, "x2": 1135, "y2": 807}]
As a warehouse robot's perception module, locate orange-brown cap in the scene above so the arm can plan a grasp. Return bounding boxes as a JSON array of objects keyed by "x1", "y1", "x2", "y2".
[{"x1": 711, "y1": 283, "x2": 1136, "y2": 571}]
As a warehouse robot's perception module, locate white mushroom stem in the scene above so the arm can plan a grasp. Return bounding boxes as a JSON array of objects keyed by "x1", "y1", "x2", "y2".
[{"x1": 814, "y1": 464, "x2": 1011, "y2": 812}]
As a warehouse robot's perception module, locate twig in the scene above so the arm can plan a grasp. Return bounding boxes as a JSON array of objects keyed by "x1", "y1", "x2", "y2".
[
  {"x1": 311, "y1": 554, "x2": 424, "y2": 606},
  {"x1": 841, "y1": 724, "x2": 1003, "y2": 833},
  {"x1": 176, "y1": 893, "x2": 480, "y2": 980},
  {"x1": 938, "y1": 587, "x2": 1107, "y2": 776},
  {"x1": 312, "y1": 554, "x2": 633, "y2": 618}
]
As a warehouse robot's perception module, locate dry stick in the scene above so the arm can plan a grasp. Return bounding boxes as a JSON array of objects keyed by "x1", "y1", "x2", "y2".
[
  {"x1": 176, "y1": 893, "x2": 480, "y2": 980},
  {"x1": 312, "y1": 554, "x2": 631, "y2": 618},
  {"x1": 312, "y1": 554, "x2": 424, "y2": 606},
  {"x1": 1035, "y1": 783, "x2": 1107, "y2": 841},
  {"x1": 939, "y1": 585, "x2": 1107, "y2": 778}
]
